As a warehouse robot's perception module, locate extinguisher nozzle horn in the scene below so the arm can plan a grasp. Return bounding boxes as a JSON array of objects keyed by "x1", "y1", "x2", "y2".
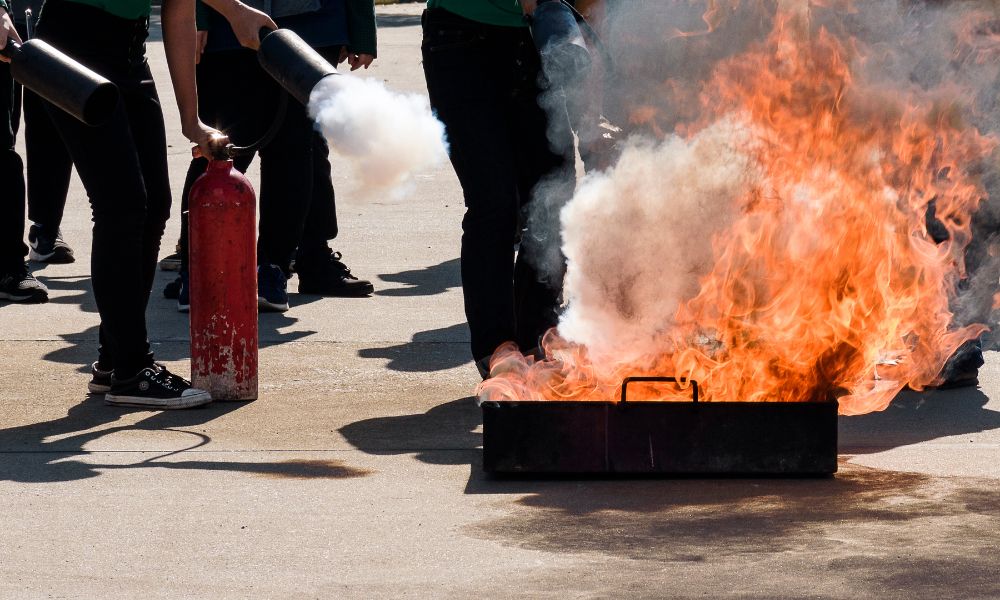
[
  {"x1": 7, "y1": 39, "x2": 120, "y2": 127},
  {"x1": 257, "y1": 28, "x2": 339, "y2": 106}
]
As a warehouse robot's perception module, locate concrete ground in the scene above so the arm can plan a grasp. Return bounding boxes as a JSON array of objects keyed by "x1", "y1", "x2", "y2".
[{"x1": 2, "y1": 5, "x2": 999, "y2": 598}]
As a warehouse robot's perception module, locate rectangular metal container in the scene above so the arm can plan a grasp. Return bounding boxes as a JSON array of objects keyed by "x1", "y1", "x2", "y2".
[{"x1": 481, "y1": 377, "x2": 838, "y2": 476}]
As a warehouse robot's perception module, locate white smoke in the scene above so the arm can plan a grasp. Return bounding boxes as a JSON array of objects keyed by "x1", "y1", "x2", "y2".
[
  {"x1": 309, "y1": 74, "x2": 448, "y2": 193},
  {"x1": 558, "y1": 119, "x2": 758, "y2": 362}
]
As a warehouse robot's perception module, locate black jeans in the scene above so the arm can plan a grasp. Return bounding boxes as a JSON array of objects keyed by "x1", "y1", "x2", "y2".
[
  {"x1": 0, "y1": 59, "x2": 26, "y2": 273},
  {"x1": 10, "y1": 21, "x2": 75, "y2": 232},
  {"x1": 178, "y1": 48, "x2": 339, "y2": 271},
  {"x1": 422, "y1": 8, "x2": 573, "y2": 362},
  {"x1": 38, "y1": 0, "x2": 169, "y2": 378}
]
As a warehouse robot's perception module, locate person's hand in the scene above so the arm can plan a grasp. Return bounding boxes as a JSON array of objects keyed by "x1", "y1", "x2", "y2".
[
  {"x1": 346, "y1": 52, "x2": 374, "y2": 71},
  {"x1": 0, "y1": 7, "x2": 23, "y2": 63},
  {"x1": 195, "y1": 30, "x2": 208, "y2": 64},
  {"x1": 222, "y1": 1, "x2": 276, "y2": 50},
  {"x1": 519, "y1": 0, "x2": 537, "y2": 16},
  {"x1": 183, "y1": 120, "x2": 230, "y2": 160}
]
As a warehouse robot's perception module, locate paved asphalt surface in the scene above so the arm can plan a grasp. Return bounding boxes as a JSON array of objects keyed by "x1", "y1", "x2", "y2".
[{"x1": 1, "y1": 5, "x2": 998, "y2": 598}]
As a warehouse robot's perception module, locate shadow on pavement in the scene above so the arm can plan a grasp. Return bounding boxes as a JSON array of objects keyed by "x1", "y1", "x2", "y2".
[
  {"x1": 35, "y1": 271, "x2": 320, "y2": 369},
  {"x1": 376, "y1": 258, "x2": 461, "y2": 297},
  {"x1": 338, "y1": 397, "x2": 481, "y2": 465},
  {"x1": 0, "y1": 396, "x2": 368, "y2": 483},
  {"x1": 337, "y1": 387, "x2": 1000, "y2": 594},
  {"x1": 839, "y1": 386, "x2": 1000, "y2": 452},
  {"x1": 357, "y1": 323, "x2": 469, "y2": 372}
]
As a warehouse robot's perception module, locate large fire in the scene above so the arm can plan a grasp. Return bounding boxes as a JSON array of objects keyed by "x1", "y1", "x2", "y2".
[{"x1": 479, "y1": 1, "x2": 1000, "y2": 415}]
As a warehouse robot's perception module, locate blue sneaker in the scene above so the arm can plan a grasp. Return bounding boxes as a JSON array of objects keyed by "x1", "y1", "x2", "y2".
[
  {"x1": 258, "y1": 264, "x2": 289, "y2": 312},
  {"x1": 177, "y1": 270, "x2": 190, "y2": 313}
]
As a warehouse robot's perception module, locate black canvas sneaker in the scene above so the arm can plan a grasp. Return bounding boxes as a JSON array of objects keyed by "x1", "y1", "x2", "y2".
[
  {"x1": 89, "y1": 362, "x2": 113, "y2": 394},
  {"x1": 27, "y1": 224, "x2": 75, "y2": 264},
  {"x1": 105, "y1": 366, "x2": 212, "y2": 409},
  {"x1": 0, "y1": 265, "x2": 49, "y2": 303},
  {"x1": 296, "y1": 250, "x2": 374, "y2": 297}
]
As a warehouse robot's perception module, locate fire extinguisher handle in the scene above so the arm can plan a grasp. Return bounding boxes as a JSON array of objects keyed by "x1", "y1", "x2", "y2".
[{"x1": 620, "y1": 376, "x2": 699, "y2": 406}]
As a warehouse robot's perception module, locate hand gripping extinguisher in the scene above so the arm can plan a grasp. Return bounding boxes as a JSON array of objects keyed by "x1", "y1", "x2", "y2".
[{"x1": 188, "y1": 156, "x2": 259, "y2": 401}]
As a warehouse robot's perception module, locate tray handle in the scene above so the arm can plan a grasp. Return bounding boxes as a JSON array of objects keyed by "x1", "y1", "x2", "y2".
[{"x1": 620, "y1": 376, "x2": 699, "y2": 406}]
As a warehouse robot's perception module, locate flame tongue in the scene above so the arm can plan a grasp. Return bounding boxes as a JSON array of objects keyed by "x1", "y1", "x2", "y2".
[{"x1": 479, "y1": 3, "x2": 998, "y2": 415}]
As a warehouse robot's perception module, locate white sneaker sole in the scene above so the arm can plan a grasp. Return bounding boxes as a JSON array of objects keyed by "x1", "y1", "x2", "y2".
[
  {"x1": 105, "y1": 390, "x2": 213, "y2": 409},
  {"x1": 88, "y1": 381, "x2": 112, "y2": 394},
  {"x1": 258, "y1": 296, "x2": 289, "y2": 312}
]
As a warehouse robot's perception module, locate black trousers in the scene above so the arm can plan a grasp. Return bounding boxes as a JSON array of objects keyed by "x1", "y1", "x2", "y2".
[
  {"x1": 0, "y1": 60, "x2": 26, "y2": 273},
  {"x1": 19, "y1": 89, "x2": 74, "y2": 230},
  {"x1": 179, "y1": 48, "x2": 339, "y2": 271},
  {"x1": 38, "y1": 0, "x2": 169, "y2": 377},
  {"x1": 10, "y1": 18, "x2": 75, "y2": 232},
  {"x1": 421, "y1": 8, "x2": 573, "y2": 362}
]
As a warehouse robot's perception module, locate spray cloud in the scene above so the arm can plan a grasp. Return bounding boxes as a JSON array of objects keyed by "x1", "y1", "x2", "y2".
[{"x1": 309, "y1": 74, "x2": 448, "y2": 193}]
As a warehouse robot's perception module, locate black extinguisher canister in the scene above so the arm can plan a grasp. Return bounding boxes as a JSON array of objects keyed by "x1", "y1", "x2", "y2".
[
  {"x1": 0, "y1": 39, "x2": 119, "y2": 126},
  {"x1": 256, "y1": 28, "x2": 339, "y2": 106}
]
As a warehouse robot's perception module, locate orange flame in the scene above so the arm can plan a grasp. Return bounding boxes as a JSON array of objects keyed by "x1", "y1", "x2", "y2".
[{"x1": 479, "y1": 5, "x2": 997, "y2": 415}]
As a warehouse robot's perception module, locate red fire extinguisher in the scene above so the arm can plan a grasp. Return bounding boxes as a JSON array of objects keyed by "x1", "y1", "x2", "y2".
[{"x1": 188, "y1": 159, "x2": 258, "y2": 401}]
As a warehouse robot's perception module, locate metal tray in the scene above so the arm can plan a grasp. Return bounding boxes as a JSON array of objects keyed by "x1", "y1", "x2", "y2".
[{"x1": 482, "y1": 377, "x2": 838, "y2": 475}]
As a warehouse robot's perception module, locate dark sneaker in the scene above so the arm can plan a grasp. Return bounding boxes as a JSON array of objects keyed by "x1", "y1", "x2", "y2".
[
  {"x1": 105, "y1": 366, "x2": 212, "y2": 409},
  {"x1": 27, "y1": 224, "x2": 75, "y2": 264},
  {"x1": 159, "y1": 251, "x2": 182, "y2": 272},
  {"x1": 163, "y1": 275, "x2": 181, "y2": 300},
  {"x1": 927, "y1": 340, "x2": 984, "y2": 390},
  {"x1": 177, "y1": 271, "x2": 190, "y2": 313},
  {"x1": 0, "y1": 265, "x2": 49, "y2": 303},
  {"x1": 258, "y1": 263, "x2": 289, "y2": 312},
  {"x1": 89, "y1": 361, "x2": 113, "y2": 394},
  {"x1": 296, "y1": 250, "x2": 374, "y2": 297}
]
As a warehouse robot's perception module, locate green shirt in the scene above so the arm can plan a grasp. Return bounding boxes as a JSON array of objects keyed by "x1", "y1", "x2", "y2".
[
  {"x1": 66, "y1": 0, "x2": 151, "y2": 20},
  {"x1": 426, "y1": 0, "x2": 525, "y2": 28}
]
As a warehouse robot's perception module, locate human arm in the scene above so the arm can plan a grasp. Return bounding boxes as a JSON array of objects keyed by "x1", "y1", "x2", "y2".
[
  {"x1": 344, "y1": 0, "x2": 376, "y2": 70},
  {"x1": 161, "y1": 0, "x2": 227, "y2": 156},
  {"x1": 200, "y1": 0, "x2": 276, "y2": 50},
  {"x1": 0, "y1": 3, "x2": 22, "y2": 63},
  {"x1": 161, "y1": 0, "x2": 275, "y2": 156}
]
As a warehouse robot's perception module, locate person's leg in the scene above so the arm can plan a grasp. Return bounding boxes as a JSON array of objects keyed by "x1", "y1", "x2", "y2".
[
  {"x1": 293, "y1": 130, "x2": 375, "y2": 296},
  {"x1": 24, "y1": 88, "x2": 76, "y2": 263},
  {"x1": 0, "y1": 59, "x2": 27, "y2": 272},
  {"x1": 256, "y1": 85, "x2": 316, "y2": 270},
  {"x1": 422, "y1": 10, "x2": 529, "y2": 365},
  {"x1": 0, "y1": 59, "x2": 45, "y2": 303},
  {"x1": 510, "y1": 33, "x2": 574, "y2": 355}
]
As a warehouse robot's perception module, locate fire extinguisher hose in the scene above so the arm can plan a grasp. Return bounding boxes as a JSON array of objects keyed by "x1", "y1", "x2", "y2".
[{"x1": 214, "y1": 89, "x2": 290, "y2": 160}]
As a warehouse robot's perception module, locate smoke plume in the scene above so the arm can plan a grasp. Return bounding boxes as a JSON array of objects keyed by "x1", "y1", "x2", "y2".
[{"x1": 309, "y1": 74, "x2": 448, "y2": 193}]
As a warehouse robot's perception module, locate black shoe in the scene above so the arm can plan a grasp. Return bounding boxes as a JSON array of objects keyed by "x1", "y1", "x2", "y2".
[
  {"x1": 296, "y1": 250, "x2": 374, "y2": 297},
  {"x1": 105, "y1": 366, "x2": 212, "y2": 409},
  {"x1": 177, "y1": 271, "x2": 190, "y2": 313},
  {"x1": 159, "y1": 250, "x2": 182, "y2": 272},
  {"x1": 89, "y1": 361, "x2": 113, "y2": 394},
  {"x1": 0, "y1": 264, "x2": 49, "y2": 303},
  {"x1": 27, "y1": 224, "x2": 75, "y2": 264},
  {"x1": 258, "y1": 264, "x2": 289, "y2": 312},
  {"x1": 927, "y1": 340, "x2": 983, "y2": 390},
  {"x1": 163, "y1": 275, "x2": 182, "y2": 300}
]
